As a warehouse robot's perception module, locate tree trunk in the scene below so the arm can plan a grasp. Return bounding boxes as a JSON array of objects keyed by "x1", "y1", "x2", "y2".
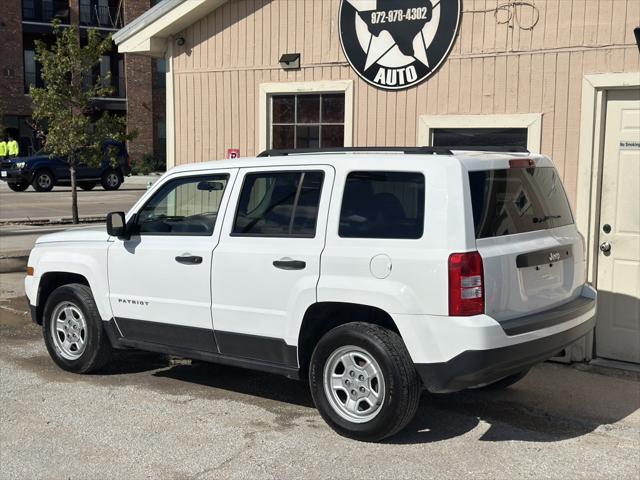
[{"x1": 70, "y1": 159, "x2": 79, "y2": 224}]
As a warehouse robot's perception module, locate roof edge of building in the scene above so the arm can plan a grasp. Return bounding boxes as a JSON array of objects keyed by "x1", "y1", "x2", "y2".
[{"x1": 113, "y1": 0, "x2": 228, "y2": 57}]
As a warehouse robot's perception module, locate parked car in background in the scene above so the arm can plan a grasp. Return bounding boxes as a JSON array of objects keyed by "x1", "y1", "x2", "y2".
[{"x1": 0, "y1": 140, "x2": 130, "y2": 192}]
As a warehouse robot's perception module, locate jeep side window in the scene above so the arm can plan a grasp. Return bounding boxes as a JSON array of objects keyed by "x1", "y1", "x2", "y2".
[
  {"x1": 135, "y1": 174, "x2": 229, "y2": 236},
  {"x1": 232, "y1": 171, "x2": 324, "y2": 237},
  {"x1": 339, "y1": 171, "x2": 425, "y2": 239}
]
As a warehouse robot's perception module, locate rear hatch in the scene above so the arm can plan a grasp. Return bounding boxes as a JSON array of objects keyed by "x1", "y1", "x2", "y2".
[{"x1": 468, "y1": 163, "x2": 586, "y2": 321}]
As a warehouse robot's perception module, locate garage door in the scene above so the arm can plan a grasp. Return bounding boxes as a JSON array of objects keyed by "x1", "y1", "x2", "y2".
[{"x1": 595, "y1": 88, "x2": 640, "y2": 364}]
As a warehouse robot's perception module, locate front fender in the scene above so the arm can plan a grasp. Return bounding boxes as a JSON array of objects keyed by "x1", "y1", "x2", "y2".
[{"x1": 26, "y1": 244, "x2": 111, "y2": 321}]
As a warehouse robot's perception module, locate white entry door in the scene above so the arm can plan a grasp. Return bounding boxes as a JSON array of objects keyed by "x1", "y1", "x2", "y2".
[{"x1": 595, "y1": 88, "x2": 640, "y2": 364}]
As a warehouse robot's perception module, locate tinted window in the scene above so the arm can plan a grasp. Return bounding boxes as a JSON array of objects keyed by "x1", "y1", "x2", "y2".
[
  {"x1": 469, "y1": 167, "x2": 574, "y2": 239},
  {"x1": 136, "y1": 175, "x2": 229, "y2": 236},
  {"x1": 432, "y1": 128, "x2": 528, "y2": 148},
  {"x1": 233, "y1": 171, "x2": 324, "y2": 237},
  {"x1": 339, "y1": 172, "x2": 425, "y2": 239}
]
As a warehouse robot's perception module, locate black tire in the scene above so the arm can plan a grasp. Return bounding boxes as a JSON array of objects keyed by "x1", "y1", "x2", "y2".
[
  {"x1": 8, "y1": 182, "x2": 29, "y2": 192},
  {"x1": 32, "y1": 169, "x2": 55, "y2": 192},
  {"x1": 42, "y1": 283, "x2": 112, "y2": 373},
  {"x1": 79, "y1": 181, "x2": 97, "y2": 191},
  {"x1": 101, "y1": 169, "x2": 122, "y2": 190},
  {"x1": 474, "y1": 369, "x2": 530, "y2": 390},
  {"x1": 309, "y1": 322, "x2": 420, "y2": 442}
]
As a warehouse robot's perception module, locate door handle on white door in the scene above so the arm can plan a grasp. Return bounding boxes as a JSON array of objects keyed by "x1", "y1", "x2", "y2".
[
  {"x1": 273, "y1": 258, "x2": 306, "y2": 270},
  {"x1": 175, "y1": 254, "x2": 203, "y2": 265},
  {"x1": 599, "y1": 242, "x2": 611, "y2": 253}
]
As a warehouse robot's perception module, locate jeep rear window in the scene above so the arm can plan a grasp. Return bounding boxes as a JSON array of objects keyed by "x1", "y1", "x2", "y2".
[
  {"x1": 469, "y1": 167, "x2": 574, "y2": 239},
  {"x1": 339, "y1": 171, "x2": 425, "y2": 239}
]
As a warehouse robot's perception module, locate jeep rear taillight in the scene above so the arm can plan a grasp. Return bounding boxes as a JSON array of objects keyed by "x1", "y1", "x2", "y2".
[{"x1": 448, "y1": 251, "x2": 484, "y2": 316}]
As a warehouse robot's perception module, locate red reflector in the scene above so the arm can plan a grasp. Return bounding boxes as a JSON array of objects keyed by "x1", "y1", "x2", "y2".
[
  {"x1": 448, "y1": 251, "x2": 484, "y2": 316},
  {"x1": 509, "y1": 158, "x2": 536, "y2": 168}
]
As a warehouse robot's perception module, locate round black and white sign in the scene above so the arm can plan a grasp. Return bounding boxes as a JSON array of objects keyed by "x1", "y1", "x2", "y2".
[{"x1": 339, "y1": 0, "x2": 462, "y2": 90}]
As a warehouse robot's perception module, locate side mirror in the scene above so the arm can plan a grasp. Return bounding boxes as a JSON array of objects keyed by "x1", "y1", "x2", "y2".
[{"x1": 106, "y1": 211, "x2": 129, "y2": 239}]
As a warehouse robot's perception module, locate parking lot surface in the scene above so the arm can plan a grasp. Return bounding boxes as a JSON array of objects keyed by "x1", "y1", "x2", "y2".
[{"x1": 0, "y1": 273, "x2": 638, "y2": 480}]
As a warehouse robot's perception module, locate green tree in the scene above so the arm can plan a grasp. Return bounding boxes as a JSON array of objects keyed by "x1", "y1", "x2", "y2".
[{"x1": 30, "y1": 22, "x2": 136, "y2": 223}]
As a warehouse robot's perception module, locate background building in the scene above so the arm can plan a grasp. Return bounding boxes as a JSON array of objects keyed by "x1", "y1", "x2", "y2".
[
  {"x1": 122, "y1": 0, "x2": 639, "y2": 368},
  {"x1": 0, "y1": 0, "x2": 166, "y2": 167}
]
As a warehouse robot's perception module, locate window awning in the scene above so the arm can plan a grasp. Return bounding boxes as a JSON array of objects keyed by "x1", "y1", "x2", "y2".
[{"x1": 113, "y1": 0, "x2": 228, "y2": 57}]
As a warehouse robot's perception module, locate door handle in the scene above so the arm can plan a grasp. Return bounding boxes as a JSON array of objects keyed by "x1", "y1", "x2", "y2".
[
  {"x1": 273, "y1": 258, "x2": 306, "y2": 270},
  {"x1": 175, "y1": 254, "x2": 203, "y2": 265},
  {"x1": 599, "y1": 242, "x2": 611, "y2": 254}
]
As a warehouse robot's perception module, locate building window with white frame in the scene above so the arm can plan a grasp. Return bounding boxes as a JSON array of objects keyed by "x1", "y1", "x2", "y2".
[{"x1": 270, "y1": 93, "x2": 345, "y2": 149}]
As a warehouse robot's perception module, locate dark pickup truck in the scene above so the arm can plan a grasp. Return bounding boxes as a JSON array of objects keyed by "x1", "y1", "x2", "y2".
[{"x1": 0, "y1": 141, "x2": 130, "y2": 192}]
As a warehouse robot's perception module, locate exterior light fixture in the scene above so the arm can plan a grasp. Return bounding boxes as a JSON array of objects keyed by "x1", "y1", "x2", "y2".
[
  {"x1": 279, "y1": 53, "x2": 300, "y2": 70},
  {"x1": 176, "y1": 36, "x2": 185, "y2": 47}
]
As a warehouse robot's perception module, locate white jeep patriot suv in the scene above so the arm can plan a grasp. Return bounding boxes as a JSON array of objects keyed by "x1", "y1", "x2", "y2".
[{"x1": 25, "y1": 147, "x2": 596, "y2": 441}]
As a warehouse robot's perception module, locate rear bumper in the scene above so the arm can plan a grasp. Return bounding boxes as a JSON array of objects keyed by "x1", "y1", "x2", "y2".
[{"x1": 414, "y1": 286, "x2": 596, "y2": 393}]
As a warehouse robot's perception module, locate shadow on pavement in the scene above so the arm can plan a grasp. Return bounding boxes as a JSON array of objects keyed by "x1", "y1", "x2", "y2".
[
  {"x1": 152, "y1": 358, "x2": 639, "y2": 444},
  {"x1": 154, "y1": 361, "x2": 315, "y2": 409}
]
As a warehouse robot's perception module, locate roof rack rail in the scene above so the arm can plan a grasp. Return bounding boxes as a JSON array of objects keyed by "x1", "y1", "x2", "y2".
[
  {"x1": 256, "y1": 145, "x2": 529, "y2": 157},
  {"x1": 257, "y1": 146, "x2": 453, "y2": 157}
]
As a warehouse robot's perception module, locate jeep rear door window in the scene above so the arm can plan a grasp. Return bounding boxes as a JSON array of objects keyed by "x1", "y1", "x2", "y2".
[
  {"x1": 469, "y1": 166, "x2": 574, "y2": 239},
  {"x1": 233, "y1": 171, "x2": 324, "y2": 237},
  {"x1": 339, "y1": 171, "x2": 425, "y2": 239},
  {"x1": 136, "y1": 174, "x2": 229, "y2": 236}
]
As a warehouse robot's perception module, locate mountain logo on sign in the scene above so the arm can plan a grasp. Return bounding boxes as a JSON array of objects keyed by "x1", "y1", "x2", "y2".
[{"x1": 339, "y1": 0, "x2": 462, "y2": 90}]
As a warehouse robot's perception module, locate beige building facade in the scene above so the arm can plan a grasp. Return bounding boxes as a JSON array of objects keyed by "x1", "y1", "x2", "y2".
[{"x1": 115, "y1": 0, "x2": 639, "y2": 366}]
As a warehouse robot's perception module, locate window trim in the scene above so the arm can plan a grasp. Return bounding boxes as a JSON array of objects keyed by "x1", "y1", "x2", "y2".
[
  {"x1": 338, "y1": 170, "x2": 426, "y2": 240},
  {"x1": 417, "y1": 113, "x2": 542, "y2": 153},
  {"x1": 131, "y1": 173, "x2": 230, "y2": 237},
  {"x1": 230, "y1": 169, "x2": 325, "y2": 239},
  {"x1": 259, "y1": 80, "x2": 354, "y2": 152},
  {"x1": 270, "y1": 93, "x2": 346, "y2": 149}
]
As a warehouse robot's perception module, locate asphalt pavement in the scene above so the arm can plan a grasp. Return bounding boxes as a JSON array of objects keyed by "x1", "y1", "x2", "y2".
[{"x1": 0, "y1": 273, "x2": 639, "y2": 479}]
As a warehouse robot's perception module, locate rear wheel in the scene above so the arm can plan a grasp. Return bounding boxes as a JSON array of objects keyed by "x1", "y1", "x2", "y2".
[
  {"x1": 32, "y1": 170, "x2": 54, "y2": 192},
  {"x1": 79, "y1": 181, "x2": 97, "y2": 191},
  {"x1": 8, "y1": 182, "x2": 29, "y2": 192},
  {"x1": 42, "y1": 283, "x2": 112, "y2": 373},
  {"x1": 309, "y1": 322, "x2": 420, "y2": 442},
  {"x1": 101, "y1": 169, "x2": 122, "y2": 190}
]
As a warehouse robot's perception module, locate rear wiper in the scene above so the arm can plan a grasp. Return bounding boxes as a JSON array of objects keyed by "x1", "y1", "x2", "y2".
[{"x1": 533, "y1": 215, "x2": 561, "y2": 224}]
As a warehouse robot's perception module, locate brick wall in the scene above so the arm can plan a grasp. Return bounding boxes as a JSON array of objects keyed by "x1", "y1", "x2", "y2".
[
  {"x1": 0, "y1": 0, "x2": 31, "y2": 119},
  {"x1": 123, "y1": 0, "x2": 154, "y2": 166}
]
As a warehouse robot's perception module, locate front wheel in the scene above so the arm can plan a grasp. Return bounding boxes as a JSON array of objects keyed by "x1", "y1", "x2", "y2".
[
  {"x1": 101, "y1": 169, "x2": 122, "y2": 190},
  {"x1": 32, "y1": 170, "x2": 54, "y2": 192},
  {"x1": 42, "y1": 283, "x2": 112, "y2": 373},
  {"x1": 8, "y1": 182, "x2": 29, "y2": 192},
  {"x1": 309, "y1": 322, "x2": 420, "y2": 442}
]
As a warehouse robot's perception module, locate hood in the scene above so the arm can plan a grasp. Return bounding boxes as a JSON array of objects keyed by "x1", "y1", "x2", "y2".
[{"x1": 35, "y1": 226, "x2": 110, "y2": 244}]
